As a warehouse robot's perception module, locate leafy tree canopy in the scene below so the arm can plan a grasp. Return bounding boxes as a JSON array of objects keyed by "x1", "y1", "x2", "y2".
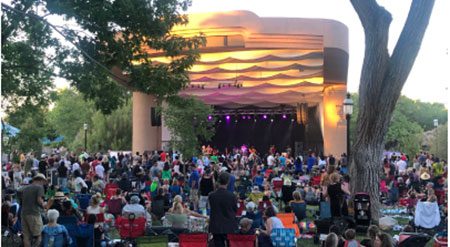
[
  {"x1": 350, "y1": 93, "x2": 447, "y2": 157},
  {"x1": 1, "y1": 0, "x2": 59, "y2": 112},
  {"x1": 2, "y1": 0, "x2": 205, "y2": 114},
  {"x1": 47, "y1": 89, "x2": 95, "y2": 145},
  {"x1": 163, "y1": 96, "x2": 215, "y2": 159}
]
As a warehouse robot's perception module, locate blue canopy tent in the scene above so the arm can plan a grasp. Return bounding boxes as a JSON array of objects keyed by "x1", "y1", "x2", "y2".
[
  {"x1": 41, "y1": 136, "x2": 64, "y2": 145},
  {"x1": 1, "y1": 122, "x2": 20, "y2": 137}
]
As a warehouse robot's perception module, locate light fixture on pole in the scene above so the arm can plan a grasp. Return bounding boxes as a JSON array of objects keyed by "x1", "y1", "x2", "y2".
[
  {"x1": 433, "y1": 119, "x2": 438, "y2": 156},
  {"x1": 343, "y1": 93, "x2": 354, "y2": 164},
  {"x1": 83, "y1": 123, "x2": 88, "y2": 151}
]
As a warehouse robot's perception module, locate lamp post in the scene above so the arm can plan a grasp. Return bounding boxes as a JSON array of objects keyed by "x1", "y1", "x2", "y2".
[
  {"x1": 83, "y1": 123, "x2": 88, "y2": 151},
  {"x1": 433, "y1": 119, "x2": 438, "y2": 156},
  {"x1": 343, "y1": 93, "x2": 354, "y2": 164}
]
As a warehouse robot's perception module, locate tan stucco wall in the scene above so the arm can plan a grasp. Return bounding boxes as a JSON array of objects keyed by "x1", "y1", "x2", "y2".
[
  {"x1": 132, "y1": 92, "x2": 161, "y2": 154},
  {"x1": 322, "y1": 86, "x2": 347, "y2": 157}
]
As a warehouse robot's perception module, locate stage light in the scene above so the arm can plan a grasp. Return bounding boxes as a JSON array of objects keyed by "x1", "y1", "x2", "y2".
[
  {"x1": 247, "y1": 115, "x2": 251, "y2": 119},
  {"x1": 270, "y1": 118, "x2": 274, "y2": 122},
  {"x1": 242, "y1": 116, "x2": 246, "y2": 120},
  {"x1": 226, "y1": 115, "x2": 230, "y2": 120},
  {"x1": 254, "y1": 118, "x2": 257, "y2": 123},
  {"x1": 208, "y1": 115, "x2": 212, "y2": 121},
  {"x1": 263, "y1": 115, "x2": 267, "y2": 119},
  {"x1": 282, "y1": 114, "x2": 287, "y2": 119},
  {"x1": 291, "y1": 118, "x2": 295, "y2": 122},
  {"x1": 235, "y1": 119, "x2": 238, "y2": 123},
  {"x1": 219, "y1": 119, "x2": 222, "y2": 123}
]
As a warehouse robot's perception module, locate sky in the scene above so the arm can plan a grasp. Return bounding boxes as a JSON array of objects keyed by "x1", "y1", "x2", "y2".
[{"x1": 184, "y1": 0, "x2": 449, "y2": 106}]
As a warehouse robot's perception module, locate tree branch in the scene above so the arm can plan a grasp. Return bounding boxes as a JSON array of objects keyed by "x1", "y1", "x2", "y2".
[{"x1": 386, "y1": 0, "x2": 435, "y2": 95}]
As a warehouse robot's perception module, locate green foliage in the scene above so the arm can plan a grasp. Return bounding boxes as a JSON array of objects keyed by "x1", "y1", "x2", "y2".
[
  {"x1": 350, "y1": 94, "x2": 447, "y2": 157},
  {"x1": 3, "y1": 0, "x2": 204, "y2": 114},
  {"x1": 47, "y1": 89, "x2": 95, "y2": 145},
  {"x1": 394, "y1": 96, "x2": 447, "y2": 131},
  {"x1": 45, "y1": 0, "x2": 205, "y2": 113},
  {"x1": 1, "y1": 0, "x2": 59, "y2": 112},
  {"x1": 70, "y1": 100, "x2": 132, "y2": 152},
  {"x1": 429, "y1": 123, "x2": 448, "y2": 160},
  {"x1": 385, "y1": 111, "x2": 423, "y2": 156},
  {"x1": 5, "y1": 105, "x2": 53, "y2": 153},
  {"x1": 163, "y1": 96, "x2": 215, "y2": 159}
]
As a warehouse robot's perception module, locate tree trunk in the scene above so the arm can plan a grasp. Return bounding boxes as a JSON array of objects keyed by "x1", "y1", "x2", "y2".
[{"x1": 349, "y1": 0, "x2": 435, "y2": 221}]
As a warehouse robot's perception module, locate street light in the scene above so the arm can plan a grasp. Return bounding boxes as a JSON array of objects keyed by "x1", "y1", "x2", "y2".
[
  {"x1": 343, "y1": 93, "x2": 354, "y2": 164},
  {"x1": 83, "y1": 123, "x2": 88, "y2": 151},
  {"x1": 433, "y1": 119, "x2": 438, "y2": 156}
]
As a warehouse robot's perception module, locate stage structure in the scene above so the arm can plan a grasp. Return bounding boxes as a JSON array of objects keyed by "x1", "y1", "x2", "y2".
[{"x1": 132, "y1": 11, "x2": 349, "y2": 157}]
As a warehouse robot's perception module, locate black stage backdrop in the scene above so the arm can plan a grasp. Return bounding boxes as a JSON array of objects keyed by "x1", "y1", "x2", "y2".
[
  {"x1": 204, "y1": 106, "x2": 324, "y2": 155},
  {"x1": 206, "y1": 115, "x2": 304, "y2": 154}
]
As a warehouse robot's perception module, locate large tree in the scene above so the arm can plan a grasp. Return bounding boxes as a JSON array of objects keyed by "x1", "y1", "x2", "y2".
[
  {"x1": 2, "y1": 0, "x2": 204, "y2": 114},
  {"x1": 350, "y1": 0, "x2": 435, "y2": 220}
]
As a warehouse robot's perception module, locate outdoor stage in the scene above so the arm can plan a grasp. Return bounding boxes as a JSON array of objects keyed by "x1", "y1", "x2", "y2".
[{"x1": 131, "y1": 11, "x2": 349, "y2": 157}]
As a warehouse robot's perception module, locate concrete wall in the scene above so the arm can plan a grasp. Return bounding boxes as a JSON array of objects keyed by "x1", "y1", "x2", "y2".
[
  {"x1": 322, "y1": 86, "x2": 347, "y2": 157},
  {"x1": 132, "y1": 92, "x2": 161, "y2": 154}
]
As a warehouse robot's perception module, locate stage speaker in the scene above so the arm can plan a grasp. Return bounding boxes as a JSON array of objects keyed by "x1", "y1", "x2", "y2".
[{"x1": 150, "y1": 107, "x2": 161, "y2": 126}]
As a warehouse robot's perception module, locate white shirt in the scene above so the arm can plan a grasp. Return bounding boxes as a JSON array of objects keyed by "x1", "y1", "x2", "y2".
[
  {"x1": 95, "y1": 164, "x2": 105, "y2": 179},
  {"x1": 267, "y1": 155, "x2": 276, "y2": 167},
  {"x1": 396, "y1": 160, "x2": 407, "y2": 173},
  {"x1": 72, "y1": 162, "x2": 80, "y2": 173},
  {"x1": 122, "y1": 203, "x2": 147, "y2": 217},
  {"x1": 74, "y1": 177, "x2": 88, "y2": 192}
]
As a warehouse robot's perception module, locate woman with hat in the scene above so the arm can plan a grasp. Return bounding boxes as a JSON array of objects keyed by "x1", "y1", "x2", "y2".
[
  {"x1": 420, "y1": 172, "x2": 431, "y2": 187},
  {"x1": 46, "y1": 191, "x2": 67, "y2": 212}
]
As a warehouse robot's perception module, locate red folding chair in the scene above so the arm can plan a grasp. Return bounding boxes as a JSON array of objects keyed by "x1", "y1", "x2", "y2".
[
  {"x1": 85, "y1": 213, "x2": 105, "y2": 223},
  {"x1": 272, "y1": 179, "x2": 283, "y2": 193},
  {"x1": 236, "y1": 200, "x2": 246, "y2": 217},
  {"x1": 179, "y1": 233, "x2": 208, "y2": 247},
  {"x1": 227, "y1": 234, "x2": 256, "y2": 247},
  {"x1": 115, "y1": 216, "x2": 146, "y2": 239}
]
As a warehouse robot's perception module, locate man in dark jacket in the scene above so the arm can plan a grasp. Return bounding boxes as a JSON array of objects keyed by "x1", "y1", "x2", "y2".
[{"x1": 208, "y1": 172, "x2": 238, "y2": 247}]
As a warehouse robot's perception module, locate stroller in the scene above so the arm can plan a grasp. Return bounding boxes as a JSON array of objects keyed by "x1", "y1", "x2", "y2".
[{"x1": 354, "y1": 192, "x2": 371, "y2": 232}]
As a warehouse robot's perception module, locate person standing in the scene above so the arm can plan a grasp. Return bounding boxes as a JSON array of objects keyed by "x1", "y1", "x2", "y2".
[
  {"x1": 208, "y1": 172, "x2": 238, "y2": 247},
  {"x1": 18, "y1": 173, "x2": 47, "y2": 247},
  {"x1": 57, "y1": 160, "x2": 68, "y2": 190}
]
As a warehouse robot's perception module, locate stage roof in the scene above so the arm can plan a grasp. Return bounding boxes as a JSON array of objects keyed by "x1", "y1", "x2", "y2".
[{"x1": 147, "y1": 11, "x2": 349, "y2": 108}]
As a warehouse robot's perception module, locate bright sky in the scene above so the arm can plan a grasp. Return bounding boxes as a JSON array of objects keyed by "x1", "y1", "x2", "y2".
[{"x1": 185, "y1": 0, "x2": 449, "y2": 106}]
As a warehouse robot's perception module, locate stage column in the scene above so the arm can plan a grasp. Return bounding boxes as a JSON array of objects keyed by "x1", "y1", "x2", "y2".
[
  {"x1": 132, "y1": 92, "x2": 161, "y2": 154},
  {"x1": 322, "y1": 86, "x2": 347, "y2": 157}
]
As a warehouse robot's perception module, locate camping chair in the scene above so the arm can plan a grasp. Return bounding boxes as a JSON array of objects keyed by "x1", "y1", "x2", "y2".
[
  {"x1": 116, "y1": 214, "x2": 146, "y2": 246},
  {"x1": 76, "y1": 194, "x2": 91, "y2": 212},
  {"x1": 57, "y1": 216, "x2": 78, "y2": 247},
  {"x1": 277, "y1": 213, "x2": 300, "y2": 237},
  {"x1": 106, "y1": 198, "x2": 123, "y2": 216},
  {"x1": 178, "y1": 233, "x2": 208, "y2": 247},
  {"x1": 270, "y1": 228, "x2": 296, "y2": 247},
  {"x1": 76, "y1": 223, "x2": 94, "y2": 247},
  {"x1": 84, "y1": 213, "x2": 105, "y2": 223},
  {"x1": 398, "y1": 232, "x2": 431, "y2": 247},
  {"x1": 228, "y1": 234, "x2": 256, "y2": 247}
]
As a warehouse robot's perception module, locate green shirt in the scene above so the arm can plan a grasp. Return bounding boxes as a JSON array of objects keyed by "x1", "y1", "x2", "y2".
[{"x1": 162, "y1": 170, "x2": 172, "y2": 181}]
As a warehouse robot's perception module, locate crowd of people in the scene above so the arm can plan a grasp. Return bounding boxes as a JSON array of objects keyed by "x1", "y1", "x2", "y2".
[{"x1": 1, "y1": 146, "x2": 447, "y2": 246}]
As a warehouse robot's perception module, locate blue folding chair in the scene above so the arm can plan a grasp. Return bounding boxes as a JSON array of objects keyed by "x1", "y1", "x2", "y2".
[
  {"x1": 271, "y1": 228, "x2": 296, "y2": 247},
  {"x1": 76, "y1": 223, "x2": 94, "y2": 247},
  {"x1": 76, "y1": 194, "x2": 92, "y2": 212},
  {"x1": 57, "y1": 216, "x2": 79, "y2": 247}
]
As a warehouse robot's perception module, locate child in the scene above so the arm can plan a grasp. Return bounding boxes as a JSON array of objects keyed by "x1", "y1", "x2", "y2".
[{"x1": 344, "y1": 228, "x2": 360, "y2": 247}]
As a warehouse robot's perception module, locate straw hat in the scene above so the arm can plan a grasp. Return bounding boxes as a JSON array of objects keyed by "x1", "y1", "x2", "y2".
[
  {"x1": 54, "y1": 192, "x2": 65, "y2": 199},
  {"x1": 420, "y1": 172, "x2": 431, "y2": 180},
  {"x1": 33, "y1": 173, "x2": 46, "y2": 181}
]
